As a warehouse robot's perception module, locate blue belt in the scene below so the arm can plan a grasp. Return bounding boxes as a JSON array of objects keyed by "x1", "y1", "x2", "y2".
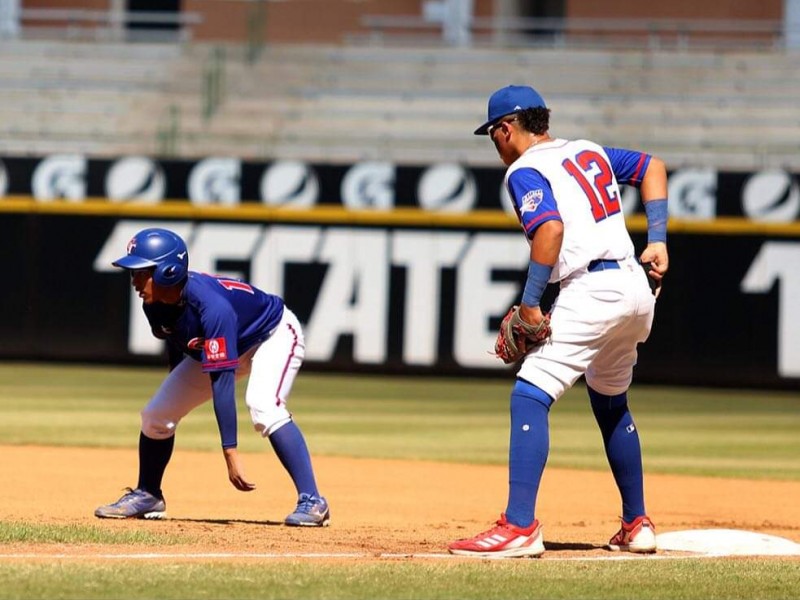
[{"x1": 587, "y1": 259, "x2": 620, "y2": 273}]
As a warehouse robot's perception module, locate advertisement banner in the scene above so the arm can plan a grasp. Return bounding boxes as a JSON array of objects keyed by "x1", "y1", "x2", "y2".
[
  {"x1": 1, "y1": 154, "x2": 799, "y2": 222},
  {"x1": 2, "y1": 212, "x2": 798, "y2": 390}
]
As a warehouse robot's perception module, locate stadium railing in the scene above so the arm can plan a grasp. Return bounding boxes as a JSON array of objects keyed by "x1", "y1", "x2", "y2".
[{"x1": 351, "y1": 14, "x2": 788, "y2": 51}]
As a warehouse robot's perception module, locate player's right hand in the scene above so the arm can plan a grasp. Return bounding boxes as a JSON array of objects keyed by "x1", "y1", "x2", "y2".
[
  {"x1": 640, "y1": 242, "x2": 668, "y2": 298},
  {"x1": 222, "y1": 447, "x2": 257, "y2": 492},
  {"x1": 640, "y1": 241, "x2": 668, "y2": 274}
]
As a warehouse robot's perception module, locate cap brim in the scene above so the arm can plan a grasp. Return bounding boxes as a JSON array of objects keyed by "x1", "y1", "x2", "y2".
[
  {"x1": 474, "y1": 111, "x2": 518, "y2": 135},
  {"x1": 112, "y1": 255, "x2": 156, "y2": 270},
  {"x1": 474, "y1": 120, "x2": 494, "y2": 135}
]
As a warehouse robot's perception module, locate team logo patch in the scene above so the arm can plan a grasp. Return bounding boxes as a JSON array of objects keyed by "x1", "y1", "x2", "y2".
[
  {"x1": 126, "y1": 237, "x2": 137, "y2": 254},
  {"x1": 204, "y1": 337, "x2": 228, "y2": 361},
  {"x1": 520, "y1": 189, "x2": 544, "y2": 214}
]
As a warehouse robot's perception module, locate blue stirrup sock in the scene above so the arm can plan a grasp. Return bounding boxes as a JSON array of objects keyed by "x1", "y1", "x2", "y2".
[
  {"x1": 269, "y1": 420, "x2": 320, "y2": 497},
  {"x1": 137, "y1": 432, "x2": 174, "y2": 499},
  {"x1": 588, "y1": 386, "x2": 645, "y2": 522},
  {"x1": 505, "y1": 379, "x2": 553, "y2": 529}
]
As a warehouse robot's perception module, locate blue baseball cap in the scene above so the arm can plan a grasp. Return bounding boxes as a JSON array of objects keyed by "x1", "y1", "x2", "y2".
[{"x1": 474, "y1": 85, "x2": 547, "y2": 135}]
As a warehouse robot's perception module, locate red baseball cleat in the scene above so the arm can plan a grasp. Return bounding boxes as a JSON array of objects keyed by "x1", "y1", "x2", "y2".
[
  {"x1": 449, "y1": 514, "x2": 545, "y2": 558},
  {"x1": 607, "y1": 515, "x2": 657, "y2": 553}
]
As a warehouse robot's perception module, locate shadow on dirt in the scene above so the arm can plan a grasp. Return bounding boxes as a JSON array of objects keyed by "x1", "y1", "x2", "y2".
[{"x1": 544, "y1": 541, "x2": 604, "y2": 551}]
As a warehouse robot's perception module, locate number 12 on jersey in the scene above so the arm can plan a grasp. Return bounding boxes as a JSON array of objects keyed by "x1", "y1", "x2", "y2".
[{"x1": 562, "y1": 151, "x2": 621, "y2": 222}]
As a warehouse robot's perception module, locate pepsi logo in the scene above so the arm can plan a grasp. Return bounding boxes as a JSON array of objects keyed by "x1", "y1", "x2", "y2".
[
  {"x1": 106, "y1": 157, "x2": 165, "y2": 203},
  {"x1": 417, "y1": 163, "x2": 476, "y2": 213},
  {"x1": 742, "y1": 170, "x2": 800, "y2": 222},
  {"x1": 260, "y1": 160, "x2": 319, "y2": 207}
]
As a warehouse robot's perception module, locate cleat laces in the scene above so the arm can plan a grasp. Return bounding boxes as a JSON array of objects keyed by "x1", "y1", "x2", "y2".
[{"x1": 295, "y1": 493, "x2": 318, "y2": 514}]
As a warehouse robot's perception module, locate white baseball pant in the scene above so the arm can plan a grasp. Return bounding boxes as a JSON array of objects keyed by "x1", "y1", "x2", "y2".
[
  {"x1": 140, "y1": 307, "x2": 305, "y2": 440},
  {"x1": 517, "y1": 256, "x2": 656, "y2": 400}
]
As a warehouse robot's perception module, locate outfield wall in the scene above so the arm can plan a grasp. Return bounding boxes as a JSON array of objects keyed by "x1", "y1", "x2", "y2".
[{"x1": 2, "y1": 155, "x2": 799, "y2": 389}]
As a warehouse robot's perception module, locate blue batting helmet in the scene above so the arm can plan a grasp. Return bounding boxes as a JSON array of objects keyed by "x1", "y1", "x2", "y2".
[{"x1": 112, "y1": 228, "x2": 189, "y2": 286}]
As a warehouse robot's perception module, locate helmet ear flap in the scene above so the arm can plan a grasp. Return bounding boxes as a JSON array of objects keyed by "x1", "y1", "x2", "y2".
[{"x1": 153, "y1": 261, "x2": 187, "y2": 286}]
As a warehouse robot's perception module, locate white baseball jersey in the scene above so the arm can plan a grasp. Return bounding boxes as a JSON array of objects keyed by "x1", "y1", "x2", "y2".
[
  {"x1": 505, "y1": 138, "x2": 645, "y2": 282},
  {"x1": 506, "y1": 137, "x2": 656, "y2": 400}
]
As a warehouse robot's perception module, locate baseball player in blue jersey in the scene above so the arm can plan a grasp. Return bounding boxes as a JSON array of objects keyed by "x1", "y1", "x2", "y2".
[
  {"x1": 95, "y1": 227, "x2": 330, "y2": 526},
  {"x1": 449, "y1": 85, "x2": 669, "y2": 557}
]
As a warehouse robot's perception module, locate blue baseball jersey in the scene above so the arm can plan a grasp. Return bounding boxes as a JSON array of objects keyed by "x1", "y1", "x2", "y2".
[
  {"x1": 144, "y1": 272, "x2": 284, "y2": 372},
  {"x1": 142, "y1": 272, "x2": 285, "y2": 448}
]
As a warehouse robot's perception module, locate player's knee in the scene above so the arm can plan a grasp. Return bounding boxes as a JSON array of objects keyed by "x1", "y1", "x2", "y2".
[
  {"x1": 512, "y1": 378, "x2": 555, "y2": 409},
  {"x1": 254, "y1": 415, "x2": 292, "y2": 437},
  {"x1": 587, "y1": 386, "x2": 628, "y2": 412},
  {"x1": 140, "y1": 407, "x2": 177, "y2": 439}
]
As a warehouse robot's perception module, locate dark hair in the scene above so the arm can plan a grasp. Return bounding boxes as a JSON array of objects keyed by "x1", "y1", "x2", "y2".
[{"x1": 516, "y1": 107, "x2": 551, "y2": 135}]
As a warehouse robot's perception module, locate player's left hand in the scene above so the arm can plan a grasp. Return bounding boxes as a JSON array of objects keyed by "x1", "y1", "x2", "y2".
[
  {"x1": 494, "y1": 305, "x2": 551, "y2": 364},
  {"x1": 223, "y1": 447, "x2": 257, "y2": 492}
]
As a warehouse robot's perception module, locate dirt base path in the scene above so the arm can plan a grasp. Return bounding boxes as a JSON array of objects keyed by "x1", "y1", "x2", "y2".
[{"x1": 1, "y1": 445, "x2": 798, "y2": 557}]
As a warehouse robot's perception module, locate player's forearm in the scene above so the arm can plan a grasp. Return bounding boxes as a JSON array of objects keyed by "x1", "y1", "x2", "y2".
[
  {"x1": 640, "y1": 157, "x2": 668, "y2": 245},
  {"x1": 522, "y1": 220, "x2": 563, "y2": 309},
  {"x1": 530, "y1": 220, "x2": 563, "y2": 267}
]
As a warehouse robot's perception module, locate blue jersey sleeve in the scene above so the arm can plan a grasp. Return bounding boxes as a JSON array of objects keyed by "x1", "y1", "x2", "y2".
[
  {"x1": 507, "y1": 167, "x2": 562, "y2": 238},
  {"x1": 211, "y1": 370, "x2": 238, "y2": 448},
  {"x1": 198, "y1": 294, "x2": 240, "y2": 372},
  {"x1": 603, "y1": 147, "x2": 651, "y2": 187}
]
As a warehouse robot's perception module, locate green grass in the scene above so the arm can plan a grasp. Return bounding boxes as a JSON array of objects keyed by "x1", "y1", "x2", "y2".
[
  {"x1": 0, "y1": 363, "x2": 798, "y2": 479},
  {"x1": 1, "y1": 362, "x2": 799, "y2": 600},
  {"x1": 0, "y1": 559, "x2": 798, "y2": 600},
  {"x1": 0, "y1": 522, "x2": 190, "y2": 545}
]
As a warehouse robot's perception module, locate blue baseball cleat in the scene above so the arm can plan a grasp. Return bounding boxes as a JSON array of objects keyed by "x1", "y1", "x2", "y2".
[
  {"x1": 94, "y1": 488, "x2": 166, "y2": 520},
  {"x1": 284, "y1": 493, "x2": 330, "y2": 527}
]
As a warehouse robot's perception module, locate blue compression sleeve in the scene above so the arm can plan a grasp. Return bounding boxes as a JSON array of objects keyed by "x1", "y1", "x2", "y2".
[
  {"x1": 210, "y1": 370, "x2": 238, "y2": 449},
  {"x1": 522, "y1": 260, "x2": 553, "y2": 307},
  {"x1": 270, "y1": 421, "x2": 319, "y2": 496},
  {"x1": 644, "y1": 199, "x2": 668, "y2": 244},
  {"x1": 588, "y1": 387, "x2": 645, "y2": 521},
  {"x1": 505, "y1": 379, "x2": 553, "y2": 528}
]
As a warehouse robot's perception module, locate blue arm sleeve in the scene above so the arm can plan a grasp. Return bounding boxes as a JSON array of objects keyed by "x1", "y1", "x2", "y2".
[
  {"x1": 604, "y1": 147, "x2": 651, "y2": 187},
  {"x1": 522, "y1": 260, "x2": 553, "y2": 308},
  {"x1": 210, "y1": 370, "x2": 238, "y2": 449},
  {"x1": 644, "y1": 198, "x2": 668, "y2": 243}
]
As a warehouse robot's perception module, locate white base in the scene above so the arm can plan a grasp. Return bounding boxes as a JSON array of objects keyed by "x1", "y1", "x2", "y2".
[{"x1": 656, "y1": 529, "x2": 800, "y2": 556}]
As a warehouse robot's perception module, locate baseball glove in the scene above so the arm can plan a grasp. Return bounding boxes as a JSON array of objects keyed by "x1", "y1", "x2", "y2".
[{"x1": 494, "y1": 305, "x2": 551, "y2": 364}]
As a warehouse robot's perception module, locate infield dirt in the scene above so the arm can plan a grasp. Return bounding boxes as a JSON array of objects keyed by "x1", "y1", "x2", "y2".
[{"x1": 1, "y1": 445, "x2": 798, "y2": 558}]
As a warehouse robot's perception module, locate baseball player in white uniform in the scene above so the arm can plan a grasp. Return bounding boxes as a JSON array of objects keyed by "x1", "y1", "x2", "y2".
[{"x1": 449, "y1": 85, "x2": 669, "y2": 558}]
